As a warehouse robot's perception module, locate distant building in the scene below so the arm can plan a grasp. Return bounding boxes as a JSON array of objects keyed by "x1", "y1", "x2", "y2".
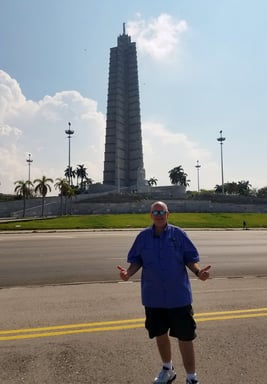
[{"x1": 103, "y1": 24, "x2": 146, "y2": 192}]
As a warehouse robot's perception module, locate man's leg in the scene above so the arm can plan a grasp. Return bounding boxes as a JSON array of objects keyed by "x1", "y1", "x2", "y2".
[
  {"x1": 178, "y1": 340, "x2": 195, "y2": 373},
  {"x1": 153, "y1": 333, "x2": 176, "y2": 383},
  {"x1": 156, "y1": 332, "x2": 172, "y2": 363}
]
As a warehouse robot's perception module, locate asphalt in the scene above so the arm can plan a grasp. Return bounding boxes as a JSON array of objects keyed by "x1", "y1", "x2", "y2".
[{"x1": 0, "y1": 277, "x2": 266, "y2": 384}]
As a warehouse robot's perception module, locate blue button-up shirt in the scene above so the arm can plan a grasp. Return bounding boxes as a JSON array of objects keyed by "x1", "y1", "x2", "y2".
[{"x1": 127, "y1": 224, "x2": 200, "y2": 308}]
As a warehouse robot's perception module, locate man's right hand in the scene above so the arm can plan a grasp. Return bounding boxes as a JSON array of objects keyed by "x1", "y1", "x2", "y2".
[{"x1": 117, "y1": 265, "x2": 130, "y2": 281}]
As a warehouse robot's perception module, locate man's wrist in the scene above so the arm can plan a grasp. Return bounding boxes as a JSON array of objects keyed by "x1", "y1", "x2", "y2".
[{"x1": 195, "y1": 269, "x2": 201, "y2": 277}]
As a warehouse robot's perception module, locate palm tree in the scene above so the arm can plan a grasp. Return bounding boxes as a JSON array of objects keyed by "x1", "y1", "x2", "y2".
[
  {"x1": 65, "y1": 184, "x2": 76, "y2": 215},
  {"x1": 54, "y1": 177, "x2": 70, "y2": 215},
  {"x1": 76, "y1": 164, "x2": 88, "y2": 191},
  {"x1": 14, "y1": 180, "x2": 33, "y2": 217},
  {"x1": 33, "y1": 176, "x2": 54, "y2": 216},
  {"x1": 147, "y1": 177, "x2": 158, "y2": 187},
  {"x1": 168, "y1": 166, "x2": 190, "y2": 187},
  {"x1": 237, "y1": 180, "x2": 252, "y2": 196},
  {"x1": 64, "y1": 166, "x2": 76, "y2": 186}
]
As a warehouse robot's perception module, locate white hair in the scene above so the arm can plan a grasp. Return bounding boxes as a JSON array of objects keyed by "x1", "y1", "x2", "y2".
[{"x1": 150, "y1": 201, "x2": 169, "y2": 212}]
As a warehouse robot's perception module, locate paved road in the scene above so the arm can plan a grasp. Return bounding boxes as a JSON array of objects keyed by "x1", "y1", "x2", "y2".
[
  {"x1": 0, "y1": 277, "x2": 266, "y2": 384},
  {"x1": 0, "y1": 230, "x2": 266, "y2": 384},
  {"x1": 0, "y1": 230, "x2": 266, "y2": 288}
]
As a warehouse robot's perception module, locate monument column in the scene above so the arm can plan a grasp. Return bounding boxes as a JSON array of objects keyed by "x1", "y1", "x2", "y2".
[{"x1": 103, "y1": 24, "x2": 146, "y2": 191}]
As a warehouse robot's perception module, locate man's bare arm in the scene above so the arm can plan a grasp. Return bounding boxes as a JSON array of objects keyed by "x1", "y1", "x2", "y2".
[{"x1": 117, "y1": 263, "x2": 141, "y2": 281}]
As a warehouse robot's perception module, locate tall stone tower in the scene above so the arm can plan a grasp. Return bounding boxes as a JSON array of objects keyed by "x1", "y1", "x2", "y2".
[{"x1": 103, "y1": 24, "x2": 146, "y2": 192}]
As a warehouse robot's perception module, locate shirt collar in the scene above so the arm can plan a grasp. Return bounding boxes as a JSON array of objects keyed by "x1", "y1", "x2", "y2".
[{"x1": 151, "y1": 223, "x2": 169, "y2": 237}]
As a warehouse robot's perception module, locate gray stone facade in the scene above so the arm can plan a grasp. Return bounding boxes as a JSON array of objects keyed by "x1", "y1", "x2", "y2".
[
  {"x1": 103, "y1": 24, "x2": 146, "y2": 192},
  {"x1": 1, "y1": 194, "x2": 267, "y2": 219}
]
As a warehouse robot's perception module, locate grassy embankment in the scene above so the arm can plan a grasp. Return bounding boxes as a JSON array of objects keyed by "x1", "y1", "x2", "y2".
[{"x1": 0, "y1": 213, "x2": 266, "y2": 230}]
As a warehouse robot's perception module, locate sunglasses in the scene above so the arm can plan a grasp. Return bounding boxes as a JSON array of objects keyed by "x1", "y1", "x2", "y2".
[{"x1": 151, "y1": 210, "x2": 167, "y2": 216}]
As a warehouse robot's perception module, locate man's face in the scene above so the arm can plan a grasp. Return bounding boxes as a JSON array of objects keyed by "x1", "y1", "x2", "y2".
[{"x1": 150, "y1": 203, "x2": 169, "y2": 227}]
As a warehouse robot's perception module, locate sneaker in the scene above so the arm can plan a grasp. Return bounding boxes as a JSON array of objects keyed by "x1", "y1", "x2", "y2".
[
  {"x1": 153, "y1": 366, "x2": 176, "y2": 383},
  {"x1": 186, "y1": 379, "x2": 199, "y2": 384}
]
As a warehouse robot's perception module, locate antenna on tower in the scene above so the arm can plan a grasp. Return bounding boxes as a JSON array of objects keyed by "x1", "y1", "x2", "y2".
[{"x1": 123, "y1": 22, "x2": 126, "y2": 35}]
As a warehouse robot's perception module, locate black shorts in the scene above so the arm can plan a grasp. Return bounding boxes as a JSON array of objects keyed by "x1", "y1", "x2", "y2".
[{"x1": 145, "y1": 305, "x2": 196, "y2": 341}]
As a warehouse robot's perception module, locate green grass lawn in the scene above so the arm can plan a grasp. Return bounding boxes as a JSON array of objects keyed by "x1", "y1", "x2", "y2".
[{"x1": 0, "y1": 212, "x2": 266, "y2": 230}]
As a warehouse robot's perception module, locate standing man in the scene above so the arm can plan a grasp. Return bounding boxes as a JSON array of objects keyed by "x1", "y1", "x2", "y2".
[{"x1": 117, "y1": 201, "x2": 210, "y2": 384}]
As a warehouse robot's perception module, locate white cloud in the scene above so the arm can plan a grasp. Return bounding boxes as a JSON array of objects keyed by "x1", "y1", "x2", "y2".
[
  {"x1": 127, "y1": 14, "x2": 188, "y2": 61},
  {"x1": 0, "y1": 70, "x2": 25, "y2": 117},
  {"x1": 0, "y1": 123, "x2": 22, "y2": 137},
  {"x1": 0, "y1": 71, "x2": 105, "y2": 195},
  {"x1": 0, "y1": 70, "x2": 219, "y2": 196},
  {"x1": 142, "y1": 121, "x2": 219, "y2": 190}
]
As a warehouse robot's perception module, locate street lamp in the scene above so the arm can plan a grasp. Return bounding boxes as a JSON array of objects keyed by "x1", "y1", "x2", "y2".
[
  {"x1": 217, "y1": 130, "x2": 226, "y2": 194},
  {"x1": 195, "y1": 160, "x2": 201, "y2": 192},
  {"x1": 26, "y1": 153, "x2": 33, "y2": 181},
  {"x1": 65, "y1": 122, "x2": 74, "y2": 184}
]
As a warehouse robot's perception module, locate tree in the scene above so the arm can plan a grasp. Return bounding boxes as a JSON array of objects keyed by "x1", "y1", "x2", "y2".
[
  {"x1": 76, "y1": 164, "x2": 88, "y2": 191},
  {"x1": 81, "y1": 177, "x2": 93, "y2": 192},
  {"x1": 168, "y1": 166, "x2": 190, "y2": 187},
  {"x1": 257, "y1": 186, "x2": 267, "y2": 198},
  {"x1": 65, "y1": 184, "x2": 76, "y2": 215},
  {"x1": 14, "y1": 180, "x2": 33, "y2": 217},
  {"x1": 214, "y1": 180, "x2": 252, "y2": 196},
  {"x1": 237, "y1": 180, "x2": 252, "y2": 196},
  {"x1": 34, "y1": 176, "x2": 54, "y2": 216},
  {"x1": 64, "y1": 166, "x2": 76, "y2": 186},
  {"x1": 147, "y1": 177, "x2": 158, "y2": 187},
  {"x1": 214, "y1": 184, "x2": 223, "y2": 193},
  {"x1": 54, "y1": 178, "x2": 78, "y2": 215},
  {"x1": 54, "y1": 177, "x2": 70, "y2": 215}
]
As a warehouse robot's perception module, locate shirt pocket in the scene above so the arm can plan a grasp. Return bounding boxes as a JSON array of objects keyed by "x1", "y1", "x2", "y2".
[
  {"x1": 166, "y1": 240, "x2": 184, "y2": 266},
  {"x1": 166, "y1": 238, "x2": 178, "y2": 254}
]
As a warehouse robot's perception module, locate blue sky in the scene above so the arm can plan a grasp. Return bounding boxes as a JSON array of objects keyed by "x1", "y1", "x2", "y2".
[{"x1": 1, "y1": 0, "x2": 267, "y2": 194}]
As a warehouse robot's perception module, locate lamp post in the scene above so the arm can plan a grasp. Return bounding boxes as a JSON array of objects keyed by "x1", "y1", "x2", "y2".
[
  {"x1": 26, "y1": 153, "x2": 33, "y2": 182},
  {"x1": 217, "y1": 130, "x2": 226, "y2": 194},
  {"x1": 195, "y1": 160, "x2": 201, "y2": 193},
  {"x1": 65, "y1": 122, "x2": 74, "y2": 184}
]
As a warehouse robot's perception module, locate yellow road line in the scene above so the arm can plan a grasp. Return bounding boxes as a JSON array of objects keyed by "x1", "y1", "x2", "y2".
[
  {"x1": 196, "y1": 313, "x2": 267, "y2": 322},
  {"x1": 0, "y1": 308, "x2": 266, "y2": 341},
  {"x1": 0, "y1": 318, "x2": 145, "y2": 335},
  {"x1": 195, "y1": 308, "x2": 267, "y2": 316},
  {"x1": 0, "y1": 324, "x2": 145, "y2": 341}
]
